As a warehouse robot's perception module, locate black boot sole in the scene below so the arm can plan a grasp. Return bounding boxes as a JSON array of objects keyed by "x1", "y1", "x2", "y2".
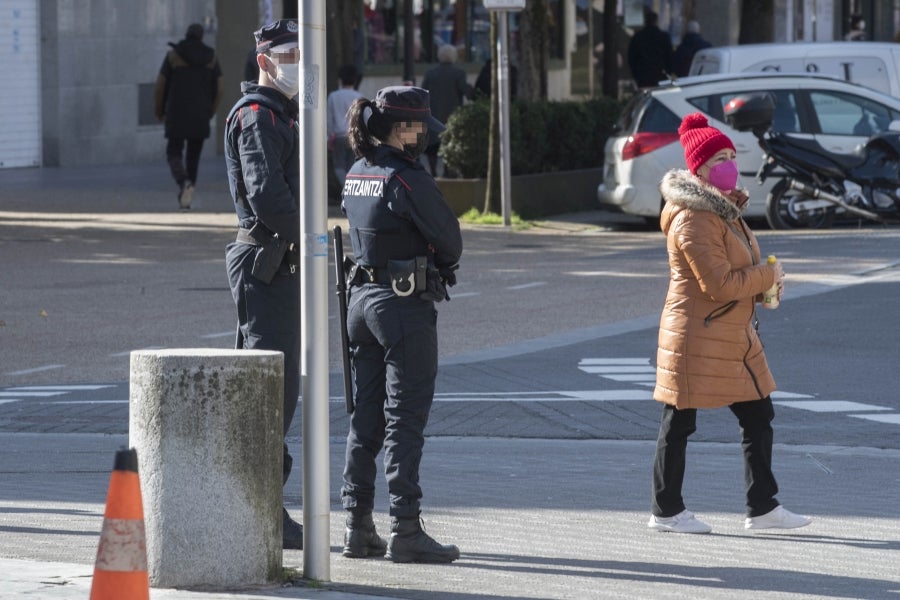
[
  {"x1": 385, "y1": 550, "x2": 460, "y2": 563},
  {"x1": 342, "y1": 546, "x2": 388, "y2": 559}
]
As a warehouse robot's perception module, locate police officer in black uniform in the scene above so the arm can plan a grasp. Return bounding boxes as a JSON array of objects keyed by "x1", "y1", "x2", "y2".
[
  {"x1": 340, "y1": 86, "x2": 463, "y2": 563},
  {"x1": 223, "y1": 19, "x2": 304, "y2": 550}
]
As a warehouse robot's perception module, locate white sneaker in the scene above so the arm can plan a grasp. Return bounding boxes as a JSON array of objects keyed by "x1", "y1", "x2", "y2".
[
  {"x1": 178, "y1": 180, "x2": 194, "y2": 210},
  {"x1": 648, "y1": 510, "x2": 712, "y2": 534},
  {"x1": 745, "y1": 505, "x2": 811, "y2": 530}
]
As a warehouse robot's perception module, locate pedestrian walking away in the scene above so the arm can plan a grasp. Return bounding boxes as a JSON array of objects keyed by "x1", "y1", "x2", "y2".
[
  {"x1": 647, "y1": 113, "x2": 812, "y2": 535},
  {"x1": 327, "y1": 64, "x2": 364, "y2": 188},
  {"x1": 673, "y1": 20, "x2": 711, "y2": 78},
  {"x1": 154, "y1": 23, "x2": 223, "y2": 210},
  {"x1": 222, "y1": 18, "x2": 304, "y2": 550},
  {"x1": 627, "y1": 9, "x2": 673, "y2": 88},
  {"x1": 339, "y1": 85, "x2": 463, "y2": 563},
  {"x1": 420, "y1": 44, "x2": 473, "y2": 176}
]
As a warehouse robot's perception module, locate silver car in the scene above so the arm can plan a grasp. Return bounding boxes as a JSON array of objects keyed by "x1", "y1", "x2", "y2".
[{"x1": 598, "y1": 72, "x2": 900, "y2": 224}]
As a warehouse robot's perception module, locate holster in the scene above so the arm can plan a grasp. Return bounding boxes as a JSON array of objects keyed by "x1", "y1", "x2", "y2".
[{"x1": 247, "y1": 222, "x2": 289, "y2": 284}]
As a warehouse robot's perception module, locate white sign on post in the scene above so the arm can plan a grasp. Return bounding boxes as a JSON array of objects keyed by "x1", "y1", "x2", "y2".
[{"x1": 483, "y1": 0, "x2": 526, "y2": 10}]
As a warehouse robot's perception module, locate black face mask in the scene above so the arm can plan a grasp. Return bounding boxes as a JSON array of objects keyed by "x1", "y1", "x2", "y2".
[{"x1": 403, "y1": 131, "x2": 429, "y2": 159}]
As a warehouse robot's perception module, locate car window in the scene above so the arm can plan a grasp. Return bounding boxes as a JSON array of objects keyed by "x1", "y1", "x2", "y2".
[
  {"x1": 809, "y1": 91, "x2": 898, "y2": 136},
  {"x1": 615, "y1": 91, "x2": 651, "y2": 134},
  {"x1": 687, "y1": 90, "x2": 800, "y2": 133},
  {"x1": 637, "y1": 97, "x2": 681, "y2": 133},
  {"x1": 686, "y1": 95, "x2": 720, "y2": 120}
]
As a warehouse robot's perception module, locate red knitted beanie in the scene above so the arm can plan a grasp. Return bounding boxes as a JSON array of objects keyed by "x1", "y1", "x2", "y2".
[{"x1": 678, "y1": 113, "x2": 735, "y2": 174}]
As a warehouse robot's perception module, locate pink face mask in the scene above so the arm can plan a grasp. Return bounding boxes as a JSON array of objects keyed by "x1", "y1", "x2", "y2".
[{"x1": 707, "y1": 159, "x2": 739, "y2": 192}]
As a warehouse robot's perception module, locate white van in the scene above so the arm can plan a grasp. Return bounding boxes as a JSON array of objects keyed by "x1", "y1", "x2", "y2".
[{"x1": 688, "y1": 42, "x2": 900, "y2": 97}]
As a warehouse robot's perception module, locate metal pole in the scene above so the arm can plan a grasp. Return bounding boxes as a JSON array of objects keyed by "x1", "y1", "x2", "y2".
[
  {"x1": 497, "y1": 12, "x2": 513, "y2": 227},
  {"x1": 298, "y1": 0, "x2": 330, "y2": 582}
]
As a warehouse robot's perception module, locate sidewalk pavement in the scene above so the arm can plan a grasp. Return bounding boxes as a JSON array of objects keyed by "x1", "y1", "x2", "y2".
[{"x1": 3, "y1": 432, "x2": 900, "y2": 600}]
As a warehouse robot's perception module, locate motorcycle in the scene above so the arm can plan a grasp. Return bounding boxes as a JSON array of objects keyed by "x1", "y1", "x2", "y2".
[{"x1": 723, "y1": 93, "x2": 900, "y2": 229}]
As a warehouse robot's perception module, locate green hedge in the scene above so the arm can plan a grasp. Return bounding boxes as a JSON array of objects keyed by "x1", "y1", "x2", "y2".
[{"x1": 439, "y1": 96, "x2": 622, "y2": 179}]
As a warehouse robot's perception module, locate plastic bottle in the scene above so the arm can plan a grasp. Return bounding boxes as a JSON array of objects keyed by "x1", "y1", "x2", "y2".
[{"x1": 762, "y1": 255, "x2": 780, "y2": 309}]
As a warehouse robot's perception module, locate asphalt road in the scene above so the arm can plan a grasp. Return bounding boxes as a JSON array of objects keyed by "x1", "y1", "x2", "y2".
[{"x1": 2, "y1": 158, "x2": 899, "y2": 451}]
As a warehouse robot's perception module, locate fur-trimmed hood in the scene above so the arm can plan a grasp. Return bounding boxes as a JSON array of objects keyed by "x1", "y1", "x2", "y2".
[{"x1": 659, "y1": 169, "x2": 743, "y2": 233}]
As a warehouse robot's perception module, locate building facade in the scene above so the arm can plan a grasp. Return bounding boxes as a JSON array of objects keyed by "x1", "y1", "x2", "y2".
[{"x1": 2, "y1": 0, "x2": 897, "y2": 169}]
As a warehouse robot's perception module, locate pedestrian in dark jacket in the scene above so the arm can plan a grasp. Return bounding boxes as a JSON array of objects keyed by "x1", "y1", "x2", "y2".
[
  {"x1": 223, "y1": 19, "x2": 303, "y2": 551},
  {"x1": 627, "y1": 10, "x2": 673, "y2": 88},
  {"x1": 154, "y1": 24, "x2": 223, "y2": 209},
  {"x1": 421, "y1": 45, "x2": 473, "y2": 175},
  {"x1": 673, "y1": 20, "x2": 711, "y2": 77}
]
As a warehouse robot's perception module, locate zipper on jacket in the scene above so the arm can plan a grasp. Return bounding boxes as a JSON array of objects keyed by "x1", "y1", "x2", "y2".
[{"x1": 703, "y1": 300, "x2": 738, "y2": 327}]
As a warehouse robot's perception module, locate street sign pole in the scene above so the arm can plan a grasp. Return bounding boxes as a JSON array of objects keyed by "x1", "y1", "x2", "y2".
[
  {"x1": 498, "y1": 13, "x2": 512, "y2": 227},
  {"x1": 484, "y1": 0, "x2": 524, "y2": 228},
  {"x1": 298, "y1": 0, "x2": 330, "y2": 582}
]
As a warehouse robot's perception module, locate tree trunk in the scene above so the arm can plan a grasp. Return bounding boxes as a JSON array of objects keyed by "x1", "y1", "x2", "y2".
[
  {"x1": 484, "y1": 12, "x2": 501, "y2": 215},
  {"x1": 601, "y1": 0, "x2": 618, "y2": 98},
  {"x1": 519, "y1": 0, "x2": 549, "y2": 101},
  {"x1": 326, "y1": 1, "x2": 360, "y2": 91},
  {"x1": 738, "y1": 0, "x2": 774, "y2": 44}
]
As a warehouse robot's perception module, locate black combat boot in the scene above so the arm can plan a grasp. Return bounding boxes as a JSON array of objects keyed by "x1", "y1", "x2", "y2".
[
  {"x1": 385, "y1": 515, "x2": 460, "y2": 563},
  {"x1": 282, "y1": 507, "x2": 303, "y2": 550},
  {"x1": 342, "y1": 511, "x2": 387, "y2": 558}
]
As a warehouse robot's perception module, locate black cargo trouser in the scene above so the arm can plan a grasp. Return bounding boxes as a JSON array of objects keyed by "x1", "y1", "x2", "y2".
[
  {"x1": 340, "y1": 284, "x2": 438, "y2": 518},
  {"x1": 166, "y1": 137, "x2": 205, "y2": 186},
  {"x1": 225, "y1": 241, "x2": 300, "y2": 485},
  {"x1": 651, "y1": 398, "x2": 780, "y2": 518}
]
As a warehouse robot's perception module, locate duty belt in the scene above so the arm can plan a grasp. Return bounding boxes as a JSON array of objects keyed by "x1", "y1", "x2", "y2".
[
  {"x1": 350, "y1": 265, "x2": 393, "y2": 286},
  {"x1": 236, "y1": 228, "x2": 299, "y2": 266}
]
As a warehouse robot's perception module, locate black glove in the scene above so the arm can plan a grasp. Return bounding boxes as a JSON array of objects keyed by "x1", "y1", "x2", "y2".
[{"x1": 439, "y1": 264, "x2": 459, "y2": 287}]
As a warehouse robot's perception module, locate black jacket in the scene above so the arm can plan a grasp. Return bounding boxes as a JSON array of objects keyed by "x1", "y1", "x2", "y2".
[
  {"x1": 154, "y1": 38, "x2": 223, "y2": 140},
  {"x1": 224, "y1": 83, "x2": 300, "y2": 245},
  {"x1": 627, "y1": 25, "x2": 674, "y2": 88}
]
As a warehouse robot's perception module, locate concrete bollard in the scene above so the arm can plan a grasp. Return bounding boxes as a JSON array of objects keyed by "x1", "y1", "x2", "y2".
[{"x1": 128, "y1": 348, "x2": 284, "y2": 589}]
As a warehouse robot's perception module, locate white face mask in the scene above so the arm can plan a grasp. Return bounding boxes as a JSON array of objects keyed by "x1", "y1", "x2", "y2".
[{"x1": 268, "y1": 58, "x2": 299, "y2": 98}]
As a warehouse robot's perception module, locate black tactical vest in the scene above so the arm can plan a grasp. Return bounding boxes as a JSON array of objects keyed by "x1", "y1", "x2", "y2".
[{"x1": 343, "y1": 157, "x2": 430, "y2": 268}]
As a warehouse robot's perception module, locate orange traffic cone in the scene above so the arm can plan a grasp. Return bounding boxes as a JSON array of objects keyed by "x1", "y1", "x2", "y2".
[{"x1": 90, "y1": 447, "x2": 150, "y2": 600}]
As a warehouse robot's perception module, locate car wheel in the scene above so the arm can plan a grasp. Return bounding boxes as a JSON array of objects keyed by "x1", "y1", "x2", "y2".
[{"x1": 765, "y1": 178, "x2": 836, "y2": 230}]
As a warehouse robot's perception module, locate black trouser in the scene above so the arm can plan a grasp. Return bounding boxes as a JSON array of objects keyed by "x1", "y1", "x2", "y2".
[
  {"x1": 165, "y1": 137, "x2": 205, "y2": 187},
  {"x1": 341, "y1": 284, "x2": 438, "y2": 518},
  {"x1": 225, "y1": 242, "x2": 300, "y2": 485},
  {"x1": 651, "y1": 398, "x2": 779, "y2": 518}
]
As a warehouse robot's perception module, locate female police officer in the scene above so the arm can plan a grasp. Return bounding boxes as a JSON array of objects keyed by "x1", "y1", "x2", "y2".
[{"x1": 339, "y1": 86, "x2": 462, "y2": 563}]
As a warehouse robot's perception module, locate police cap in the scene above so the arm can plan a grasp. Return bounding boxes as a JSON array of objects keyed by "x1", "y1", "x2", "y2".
[
  {"x1": 374, "y1": 86, "x2": 445, "y2": 133},
  {"x1": 254, "y1": 19, "x2": 299, "y2": 54}
]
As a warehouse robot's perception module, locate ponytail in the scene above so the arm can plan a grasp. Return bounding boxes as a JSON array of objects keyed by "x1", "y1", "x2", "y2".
[{"x1": 347, "y1": 98, "x2": 395, "y2": 159}]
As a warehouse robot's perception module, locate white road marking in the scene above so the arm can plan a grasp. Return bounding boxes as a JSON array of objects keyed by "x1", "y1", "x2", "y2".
[
  {"x1": 4, "y1": 365, "x2": 65, "y2": 376},
  {"x1": 774, "y1": 400, "x2": 892, "y2": 413},
  {"x1": 579, "y1": 358, "x2": 651, "y2": 365},
  {"x1": 850, "y1": 413, "x2": 900, "y2": 425},
  {"x1": 578, "y1": 357, "x2": 900, "y2": 426},
  {"x1": 507, "y1": 282, "x2": 547, "y2": 290},
  {"x1": 0, "y1": 391, "x2": 66, "y2": 398},
  {"x1": 5, "y1": 385, "x2": 113, "y2": 391},
  {"x1": 201, "y1": 331, "x2": 234, "y2": 339},
  {"x1": 579, "y1": 366, "x2": 655, "y2": 374}
]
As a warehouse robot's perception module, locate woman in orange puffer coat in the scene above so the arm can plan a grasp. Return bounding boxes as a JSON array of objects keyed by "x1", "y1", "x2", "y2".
[{"x1": 647, "y1": 113, "x2": 812, "y2": 535}]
